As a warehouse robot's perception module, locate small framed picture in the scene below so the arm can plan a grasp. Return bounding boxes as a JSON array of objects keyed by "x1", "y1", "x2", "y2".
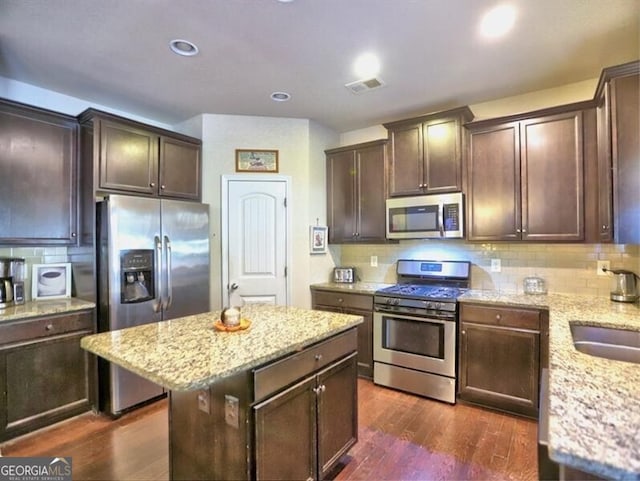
[
  {"x1": 32, "y1": 263, "x2": 72, "y2": 300},
  {"x1": 310, "y1": 226, "x2": 328, "y2": 254},
  {"x1": 235, "y1": 149, "x2": 279, "y2": 173}
]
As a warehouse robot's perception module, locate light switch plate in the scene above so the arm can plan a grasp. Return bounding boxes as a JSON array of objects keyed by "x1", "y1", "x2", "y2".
[
  {"x1": 490, "y1": 258, "x2": 501, "y2": 273},
  {"x1": 370, "y1": 256, "x2": 378, "y2": 267}
]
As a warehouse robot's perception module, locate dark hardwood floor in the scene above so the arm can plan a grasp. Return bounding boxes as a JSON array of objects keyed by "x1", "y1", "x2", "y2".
[{"x1": 0, "y1": 379, "x2": 538, "y2": 481}]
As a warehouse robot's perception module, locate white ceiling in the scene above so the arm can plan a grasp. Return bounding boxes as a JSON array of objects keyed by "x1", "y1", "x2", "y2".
[{"x1": 1, "y1": 0, "x2": 638, "y2": 132}]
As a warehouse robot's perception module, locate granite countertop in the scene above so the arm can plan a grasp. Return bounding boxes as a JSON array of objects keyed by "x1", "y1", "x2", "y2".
[
  {"x1": 81, "y1": 304, "x2": 363, "y2": 392},
  {"x1": 0, "y1": 298, "x2": 96, "y2": 323},
  {"x1": 310, "y1": 282, "x2": 392, "y2": 294},
  {"x1": 459, "y1": 290, "x2": 640, "y2": 480}
]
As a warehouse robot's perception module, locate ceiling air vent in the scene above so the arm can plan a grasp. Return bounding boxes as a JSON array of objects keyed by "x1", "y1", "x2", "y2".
[{"x1": 345, "y1": 77, "x2": 385, "y2": 94}]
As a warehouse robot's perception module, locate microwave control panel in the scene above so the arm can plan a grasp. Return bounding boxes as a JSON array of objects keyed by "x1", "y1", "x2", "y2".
[{"x1": 443, "y1": 203, "x2": 460, "y2": 231}]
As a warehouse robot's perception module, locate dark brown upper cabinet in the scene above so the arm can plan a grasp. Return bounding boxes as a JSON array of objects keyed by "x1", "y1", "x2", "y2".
[
  {"x1": 594, "y1": 61, "x2": 640, "y2": 245},
  {"x1": 325, "y1": 139, "x2": 388, "y2": 244},
  {"x1": 383, "y1": 106, "x2": 474, "y2": 197},
  {"x1": 466, "y1": 104, "x2": 589, "y2": 242},
  {"x1": 78, "y1": 109, "x2": 202, "y2": 201},
  {"x1": 0, "y1": 99, "x2": 78, "y2": 245}
]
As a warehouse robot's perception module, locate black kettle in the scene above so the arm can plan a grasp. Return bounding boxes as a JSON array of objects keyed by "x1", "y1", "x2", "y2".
[{"x1": 0, "y1": 276, "x2": 14, "y2": 308}]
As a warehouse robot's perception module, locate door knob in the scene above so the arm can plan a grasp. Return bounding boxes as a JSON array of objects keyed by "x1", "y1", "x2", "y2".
[{"x1": 229, "y1": 283, "x2": 239, "y2": 291}]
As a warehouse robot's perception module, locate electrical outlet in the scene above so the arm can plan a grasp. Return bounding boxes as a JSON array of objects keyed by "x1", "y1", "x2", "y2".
[
  {"x1": 197, "y1": 389, "x2": 210, "y2": 414},
  {"x1": 490, "y1": 258, "x2": 501, "y2": 273},
  {"x1": 370, "y1": 255, "x2": 378, "y2": 267},
  {"x1": 224, "y1": 395, "x2": 239, "y2": 429},
  {"x1": 597, "y1": 260, "x2": 610, "y2": 276}
]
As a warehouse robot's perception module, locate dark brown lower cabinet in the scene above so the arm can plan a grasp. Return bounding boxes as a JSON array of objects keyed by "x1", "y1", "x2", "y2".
[
  {"x1": 0, "y1": 310, "x2": 95, "y2": 441},
  {"x1": 254, "y1": 353, "x2": 357, "y2": 481},
  {"x1": 458, "y1": 303, "x2": 546, "y2": 418},
  {"x1": 311, "y1": 289, "x2": 373, "y2": 379}
]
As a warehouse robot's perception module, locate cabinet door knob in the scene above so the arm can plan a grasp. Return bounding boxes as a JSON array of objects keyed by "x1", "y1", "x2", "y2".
[
  {"x1": 516, "y1": 228, "x2": 521, "y2": 233},
  {"x1": 602, "y1": 225, "x2": 608, "y2": 230},
  {"x1": 71, "y1": 232, "x2": 77, "y2": 237},
  {"x1": 461, "y1": 330, "x2": 466, "y2": 335},
  {"x1": 522, "y1": 229, "x2": 527, "y2": 233},
  {"x1": 337, "y1": 298, "x2": 343, "y2": 303},
  {"x1": 150, "y1": 182, "x2": 156, "y2": 187},
  {"x1": 45, "y1": 324, "x2": 53, "y2": 331},
  {"x1": 161, "y1": 185, "x2": 166, "y2": 190},
  {"x1": 495, "y1": 314, "x2": 501, "y2": 321},
  {"x1": 315, "y1": 354, "x2": 323, "y2": 361}
]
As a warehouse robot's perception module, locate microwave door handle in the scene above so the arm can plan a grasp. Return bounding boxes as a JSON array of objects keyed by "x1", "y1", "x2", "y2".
[{"x1": 439, "y1": 203, "x2": 445, "y2": 237}]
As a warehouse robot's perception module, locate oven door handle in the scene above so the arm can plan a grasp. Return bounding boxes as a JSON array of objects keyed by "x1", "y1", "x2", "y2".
[{"x1": 374, "y1": 310, "x2": 452, "y2": 325}]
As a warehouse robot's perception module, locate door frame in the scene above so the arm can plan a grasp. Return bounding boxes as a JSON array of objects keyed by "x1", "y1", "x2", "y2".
[{"x1": 221, "y1": 174, "x2": 292, "y2": 307}]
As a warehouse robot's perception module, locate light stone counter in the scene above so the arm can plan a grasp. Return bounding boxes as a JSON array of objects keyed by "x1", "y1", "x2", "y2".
[
  {"x1": 0, "y1": 298, "x2": 95, "y2": 323},
  {"x1": 81, "y1": 304, "x2": 363, "y2": 392},
  {"x1": 459, "y1": 290, "x2": 640, "y2": 480},
  {"x1": 310, "y1": 282, "x2": 393, "y2": 295}
]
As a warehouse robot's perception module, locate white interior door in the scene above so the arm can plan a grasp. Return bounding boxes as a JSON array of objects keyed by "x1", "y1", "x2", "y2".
[{"x1": 223, "y1": 177, "x2": 288, "y2": 307}]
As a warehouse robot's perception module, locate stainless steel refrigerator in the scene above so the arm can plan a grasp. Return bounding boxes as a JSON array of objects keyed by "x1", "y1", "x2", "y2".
[{"x1": 97, "y1": 194, "x2": 210, "y2": 416}]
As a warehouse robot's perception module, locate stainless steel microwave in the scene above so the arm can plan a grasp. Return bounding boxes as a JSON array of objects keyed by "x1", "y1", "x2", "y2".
[{"x1": 386, "y1": 192, "x2": 464, "y2": 240}]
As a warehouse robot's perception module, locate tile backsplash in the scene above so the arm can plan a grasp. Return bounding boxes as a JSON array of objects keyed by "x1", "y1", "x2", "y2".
[
  {"x1": 0, "y1": 246, "x2": 69, "y2": 302},
  {"x1": 338, "y1": 241, "x2": 640, "y2": 298}
]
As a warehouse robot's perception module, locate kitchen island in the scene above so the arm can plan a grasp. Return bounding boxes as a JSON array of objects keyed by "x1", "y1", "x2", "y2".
[{"x1": 81, "y1": 304, "x2": 363, "y2": 481}]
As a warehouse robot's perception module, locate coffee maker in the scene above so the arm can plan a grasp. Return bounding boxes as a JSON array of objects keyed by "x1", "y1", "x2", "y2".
[{"x1": 0, "y1": 257, "x2": 25, "y2": 308}]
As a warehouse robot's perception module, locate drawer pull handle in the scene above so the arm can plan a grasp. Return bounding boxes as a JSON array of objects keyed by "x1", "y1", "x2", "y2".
[
  {"x1": 337, "y1": 298, "x2": 343, "y2": 303},
  {"x1": 495, "y1": 314, "x2": 501, "y2": 321},
  {"x1": 315, "y1": 354, "x2": 323, "y2": 361},
  {"x1": 45, "y1": 324, "x2": 53, "y2": 331}
]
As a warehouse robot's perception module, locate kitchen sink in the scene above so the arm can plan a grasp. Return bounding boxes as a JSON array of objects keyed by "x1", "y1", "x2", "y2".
[{"x1": 570, "y1": 323, "x2": 640, "y2": 364}]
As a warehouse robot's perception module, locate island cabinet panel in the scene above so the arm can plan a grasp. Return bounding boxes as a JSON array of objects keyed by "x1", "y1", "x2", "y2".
[
  {"x1": 168, "y1": 328, "x2": 358, "y2": 481},
  {"x1": 466, "y1": 105, "x2": 586, "y2": 242},
  {"x1": 78, "y1": 109, "x2": 202, "y2": 201},
  {"x1": 458, "y1": 303, "x2": 547, "y2": 419},
  {"x1": 311, "y1": 289, "x2": 374, "y2": 379},
  {"x1": 0, "y1": 310, "x2": 95, "y2": 441},
  {"x1": 0, "y1": 99, "x2": 78, "y2": 245},
  {"x1": 326, "y1": 140, "x2": 387, "y2": 244},
  {"x1": 384, "y1": 106, "x2": 473, "y2": 197},
  {"x1": 255, "y1": 353, "x2": 357, "y2": 481}
]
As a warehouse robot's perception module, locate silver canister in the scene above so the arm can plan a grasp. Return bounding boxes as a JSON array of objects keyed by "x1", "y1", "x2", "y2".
[{"x1": 523, "y1": 276, "x2": 547, "y2": 295}]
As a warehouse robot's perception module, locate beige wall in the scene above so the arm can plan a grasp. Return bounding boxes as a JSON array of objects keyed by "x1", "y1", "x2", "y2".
[
  {"x1": 338, "y1": 78, "x2": 599, "y2": 147},
  {"x1": 181, "y1": 113, "x2": 340, "y2": 310}
]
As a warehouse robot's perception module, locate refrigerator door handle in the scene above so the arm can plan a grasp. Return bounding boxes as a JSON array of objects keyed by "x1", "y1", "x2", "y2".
[
  {"x1": 165, "y1": 235, "x2": 173, "y2": 310},
  {"x1": 153, "y1": 235, "x2": 163, "y2": 313}
]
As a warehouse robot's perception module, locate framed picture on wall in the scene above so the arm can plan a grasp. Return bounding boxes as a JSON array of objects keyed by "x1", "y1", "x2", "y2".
[
  {"x1": 235, "y1": 149, "x2": 279, "y2": 172},
  {"x1": 32, "y1": 263, "x2": 72, "y2": 300},
  {"x1": 310, "y1": 226, "x2": 328, "y2": 254}
]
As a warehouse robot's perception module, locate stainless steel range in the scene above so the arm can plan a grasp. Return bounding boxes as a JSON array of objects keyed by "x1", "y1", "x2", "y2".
[{"x1": 373, "y1": 259, "x2": 470, "y2": 404}]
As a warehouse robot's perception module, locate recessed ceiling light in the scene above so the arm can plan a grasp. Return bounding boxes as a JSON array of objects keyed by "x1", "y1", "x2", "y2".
[
  {"x1": 479, "y1": 4, "x2": 517, "y2": 39},
  {"x1": 271, "y1": 91, "x2": 291, "y2": 102},
  {"x1": 169, "y1": 39, "x2": 199, "y2": 57},
  {"x1": 353, "y1": 53, "x2": 381, "y2": 79}
]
